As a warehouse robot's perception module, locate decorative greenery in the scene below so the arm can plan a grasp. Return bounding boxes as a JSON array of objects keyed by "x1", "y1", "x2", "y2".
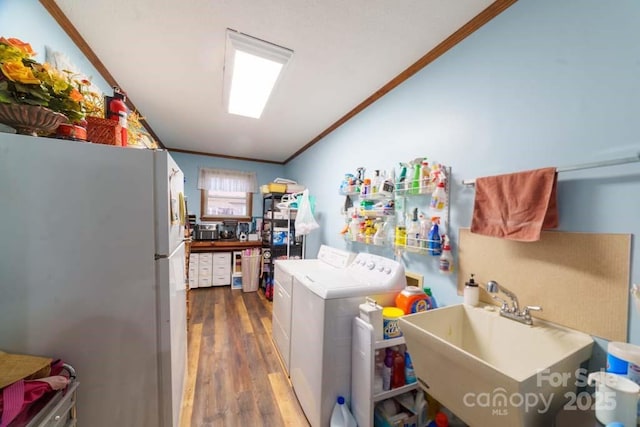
[{"x1": 0, "y1": 37, "x2": 91, "y2": 123}]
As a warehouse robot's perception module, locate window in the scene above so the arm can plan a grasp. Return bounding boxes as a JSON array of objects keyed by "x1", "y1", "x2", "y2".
[
  {"x1": 197, "y1": 168, "x2": 257, "y2": 221},
  {"x1": 200, "y1": 190, "x2": 252, "y2": 221}
]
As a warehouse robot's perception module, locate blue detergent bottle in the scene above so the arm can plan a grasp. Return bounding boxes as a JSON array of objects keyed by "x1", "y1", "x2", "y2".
[
  {"x1": 428, "y1": 217, "x2": 442, "y2": 256},
  {"x1": 405, "y1": 351, "x2": 417, "y2": 384}
]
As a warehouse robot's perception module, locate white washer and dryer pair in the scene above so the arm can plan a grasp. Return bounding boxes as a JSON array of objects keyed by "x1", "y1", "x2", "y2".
[{"x1": 288, "y1": 251, "x2": 406, "y2": 427}]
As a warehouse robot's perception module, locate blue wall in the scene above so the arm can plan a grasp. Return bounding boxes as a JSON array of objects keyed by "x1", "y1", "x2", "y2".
[
  {"x1": 285, "y1": 0, "x2": 640, "y2": 344},
  {"x1": 169, "y1": 152, "x2": 284, "y2": 220},
  {"x1": 0, "y1": 0, "x2": 110, "y2": 95}
]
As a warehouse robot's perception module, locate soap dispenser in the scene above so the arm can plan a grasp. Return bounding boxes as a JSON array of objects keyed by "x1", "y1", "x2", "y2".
[{"x1": 464, "y1": 274, "x2": 479, "y2": 306}]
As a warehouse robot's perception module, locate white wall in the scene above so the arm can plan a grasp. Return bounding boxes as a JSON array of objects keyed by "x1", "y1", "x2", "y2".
[{"x1": 285, "y1": 0, "x2": 640, "y2": 345}]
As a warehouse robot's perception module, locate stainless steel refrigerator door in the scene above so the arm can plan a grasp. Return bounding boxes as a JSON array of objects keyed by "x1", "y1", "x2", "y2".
[
  {"x1": 154, "y1": 151, "x2": 185, "y2": 257},
  {"x1": 156, "y1": 241, "x2": 187, "y2": 427}
]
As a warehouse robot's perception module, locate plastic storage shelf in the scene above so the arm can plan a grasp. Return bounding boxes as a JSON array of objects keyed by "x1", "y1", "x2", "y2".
[{"x1": 352, "y1": 317, "x2": 418, "y2": 427}]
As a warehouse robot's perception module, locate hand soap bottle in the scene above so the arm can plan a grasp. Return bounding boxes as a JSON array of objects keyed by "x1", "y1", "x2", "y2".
[{"x1": 464, "y1": 274, "x2": 479, "y2": 306}]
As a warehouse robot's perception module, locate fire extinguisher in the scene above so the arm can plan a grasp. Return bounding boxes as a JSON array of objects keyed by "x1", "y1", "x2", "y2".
[{"x1": 108, "y1": 86, "x2": 128, "y2": 146}]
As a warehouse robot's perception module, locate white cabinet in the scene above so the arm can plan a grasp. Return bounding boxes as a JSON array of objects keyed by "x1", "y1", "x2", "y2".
[
  {"x1": 188, "y1": 253, "x2": 200, "y2": 289},
  {"x1": 189, "y1": 251, "x2": 235, "y2": 287},
  {"x1": 212, "y1": 252, "x2": 231, "y2": 286},
  {"x1": 272, "y1": 262, "x2": 294, "y2": 374},
  {"x1": 197, "y1": 253, "x2": 213, "y2": 287},
  {"x1": 352, "y1": 317, "x2": 418, "y2": 427}
]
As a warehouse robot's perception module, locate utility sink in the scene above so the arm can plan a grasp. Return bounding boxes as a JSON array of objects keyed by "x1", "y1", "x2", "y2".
[{"x1": 399, "y1": 304, "x2": 593, "y2": 427}]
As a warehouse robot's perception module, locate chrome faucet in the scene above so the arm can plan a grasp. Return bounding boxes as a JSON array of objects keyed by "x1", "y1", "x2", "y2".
[{"x1": 486, "y1": 280, "x2": 542, "y2": 325}]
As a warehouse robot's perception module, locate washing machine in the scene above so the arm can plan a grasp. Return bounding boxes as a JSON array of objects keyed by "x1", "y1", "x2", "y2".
[
  {"x1": 272, "y1": 245, "x2": 355, "y2": 375},
  {"x1": 289, "y1": 252, "x2": 406, "y2": 427}
]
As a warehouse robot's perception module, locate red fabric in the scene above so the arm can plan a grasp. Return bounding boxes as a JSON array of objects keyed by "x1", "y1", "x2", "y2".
[
  {"x1": 0, "y1": 359, "x2": 65, "y2": 427},
  {"x1": 471, "y1": 167, "x2": 558, "y2": 242}
]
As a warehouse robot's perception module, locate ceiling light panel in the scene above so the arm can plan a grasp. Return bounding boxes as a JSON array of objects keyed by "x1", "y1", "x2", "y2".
[{"x1": 224, "y1": 29, "x2": 293, "y2": 119}]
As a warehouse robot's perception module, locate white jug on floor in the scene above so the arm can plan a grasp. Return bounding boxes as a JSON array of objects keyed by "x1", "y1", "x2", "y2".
[
  {"x1": 588, "y1": 371, "x2": 640, "y2": 427},
  {"x1": 330, "y1": 396, "x2": 357, "y2": 427}
]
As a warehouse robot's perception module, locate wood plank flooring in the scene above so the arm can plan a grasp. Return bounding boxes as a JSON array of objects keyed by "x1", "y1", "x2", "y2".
[{"x1": 181, "y1": 286, "x2": 310, "y2": 427}]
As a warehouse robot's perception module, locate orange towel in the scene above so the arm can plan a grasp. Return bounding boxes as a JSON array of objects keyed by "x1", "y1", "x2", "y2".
[{"x1": 470, "y1": 167, "x2": 558, "y2": 242}]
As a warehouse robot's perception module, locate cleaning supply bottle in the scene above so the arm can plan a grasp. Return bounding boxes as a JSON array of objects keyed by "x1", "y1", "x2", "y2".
[
  {"x1": 427, "y1": 217, "x2": 442, "y2": 256},
  {"x1": 349, "y1": 214, "x2": 360, "y2": 242},
  {"x1": 415, "y1": 389, "x2": 428, "y2": 427},
  {"x1": 406, "y1": 208, "x2": 420, "y2": 248},
  {"x1": 419, "y1": 212, "x2": 430, "y2": 249},
  {"x1": 405, "y1": 351, "x2": 417, "y2": 384},
  {"x1": 391, "y1": 347, "x2": 405, "y2": 389},
  {"x1": 397, "y1": 163, "x2": 408, "y2": 193},
  {"x1": 411, "y1": 160, "x2": 422, "y2": 195},
  {"x1": 330, "y1": 396, "x2": 357, "y2": 427},
  {"x1": 383, "y1": 348, "x2": 393, "y2": 391},
  {"x1": 395, "y1": 213, "x2": 407, "y2": 247},
  {"x1": 371, "y1": 169, "x2": 380, "y2": 194},
  {"x1": 361, "y1": 178, "x2": 371, "y2": 197},
  {"x1": 464, "y1": 274, "x2": 479, "y2": 306},
  {"x1": 439, "y1": 235, "x2": 454, "y2": 274},
  {"x1": 372, "y1": 218, "x2": 385, "y2": 245},
  {"x1": 420, "y1": 159, "x2": 430, "y2": 194},
  {"x1": 380, "y1": 170, "x2": 395, "y2": 197},
  {"x1": 430, "y1": 177, "x2": 447, "y2": 212}
]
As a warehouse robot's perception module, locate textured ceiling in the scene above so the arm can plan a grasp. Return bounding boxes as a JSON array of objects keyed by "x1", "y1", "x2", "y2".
[{"x1": 51, "y1": 0, "x2": 499, "y2": 163}]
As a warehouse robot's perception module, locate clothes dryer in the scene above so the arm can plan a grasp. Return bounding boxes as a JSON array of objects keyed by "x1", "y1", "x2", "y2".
[{"x1": 289, "y1": 252, "x2": 406, "y2": 427}]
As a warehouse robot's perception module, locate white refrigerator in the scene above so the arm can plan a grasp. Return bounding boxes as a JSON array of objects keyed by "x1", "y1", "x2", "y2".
[{"x1": 0, "y1": 133, "x2": 187, "y2": 427}]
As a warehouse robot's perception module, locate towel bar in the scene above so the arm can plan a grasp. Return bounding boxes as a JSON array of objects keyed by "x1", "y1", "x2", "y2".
[{"x1": 461, "y1": 152, "x2": 640, "y2": 186}]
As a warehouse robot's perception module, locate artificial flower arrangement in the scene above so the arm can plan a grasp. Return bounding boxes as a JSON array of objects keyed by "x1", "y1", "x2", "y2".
[
  {"x1": 0, "y1": 36, "x2": 92, "y2": 124},
  {"x1": 0, "y1": 36, "x2": 158, "y2": 148}
]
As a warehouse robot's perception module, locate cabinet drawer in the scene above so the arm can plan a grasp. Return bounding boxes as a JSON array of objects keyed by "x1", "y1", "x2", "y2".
[
  {"x1": 198, "y1": 276, "x2": 213, "y2": 287},
  {"x1": 189, "y1": 275, "x2": 199, "y2": 289},
  {"x1": 213, "y1": 264, "x2": 231, "y2": 275},
  {"x1": 199, "y1": 264, "x2": 213, "y2": 274},
  {"x1": 198, "y1": 253, "x2": 213, "y2": 262},
  {"x1": 197, "y1": 255, "x2": 212, "y2": 268},
  {"x1": 212, "y1": 252, "x2": 231, "y2": 266},
  {"x1": 212, "y1": 274, "x2": 230, "y2": 286}
]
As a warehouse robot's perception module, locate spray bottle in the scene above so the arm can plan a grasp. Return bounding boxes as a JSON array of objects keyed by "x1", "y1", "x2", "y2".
[
  {"x1": 420, "y1": 159, "x2": 430, "y2": 194},
  {"x1": 406, "y1": 208, "x2": 420, "y2": 248},
  {"x1": 430, "y1": 176, "x2": 447, "y2": 212},
  {"x1": 397, "y1": 163, "x2": 408, "y2": 193},
  {"x1": 439, "y1": 234, "x2": 454, "y2": 274},
  {"x1": 419, "y1": 212, "x2": 430, "y2": 249},
  {"x1": 428, "y1": 217, "x2": 442, "y2": 256},
  {"x1": 349, "y1": 214, "x2": 360, "y2": 242},
  {"x1": 373, "y1": 218, "x2": 386, "y2": 245},
  {"x1": 411, "y1": 158, "x2": 422, "y2": 195}
]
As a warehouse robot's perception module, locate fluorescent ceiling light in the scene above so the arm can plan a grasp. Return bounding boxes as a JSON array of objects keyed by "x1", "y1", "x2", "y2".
[{"x1": 224, "y1": 29, "x2": 293, "y2": 119}]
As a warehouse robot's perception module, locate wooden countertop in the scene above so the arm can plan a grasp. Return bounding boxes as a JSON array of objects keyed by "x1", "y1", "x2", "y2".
[{"x1": 190, "y1": 240, "x2": 262, "y2": 252}]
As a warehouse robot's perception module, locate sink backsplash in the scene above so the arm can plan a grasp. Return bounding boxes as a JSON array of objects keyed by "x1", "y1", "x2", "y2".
[{"x1": 457, "y1": 228, "x2": 631, "y2": 341}]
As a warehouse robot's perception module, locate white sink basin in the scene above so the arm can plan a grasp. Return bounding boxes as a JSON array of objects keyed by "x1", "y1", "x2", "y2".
[{"x1": 399, "y1": 304, "x2": 593, "y2": 427}]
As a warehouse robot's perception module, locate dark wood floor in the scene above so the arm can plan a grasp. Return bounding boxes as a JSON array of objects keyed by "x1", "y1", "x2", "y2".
[{"x1": 181, "y1": 286, "x2": 310, "y2": 427}]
